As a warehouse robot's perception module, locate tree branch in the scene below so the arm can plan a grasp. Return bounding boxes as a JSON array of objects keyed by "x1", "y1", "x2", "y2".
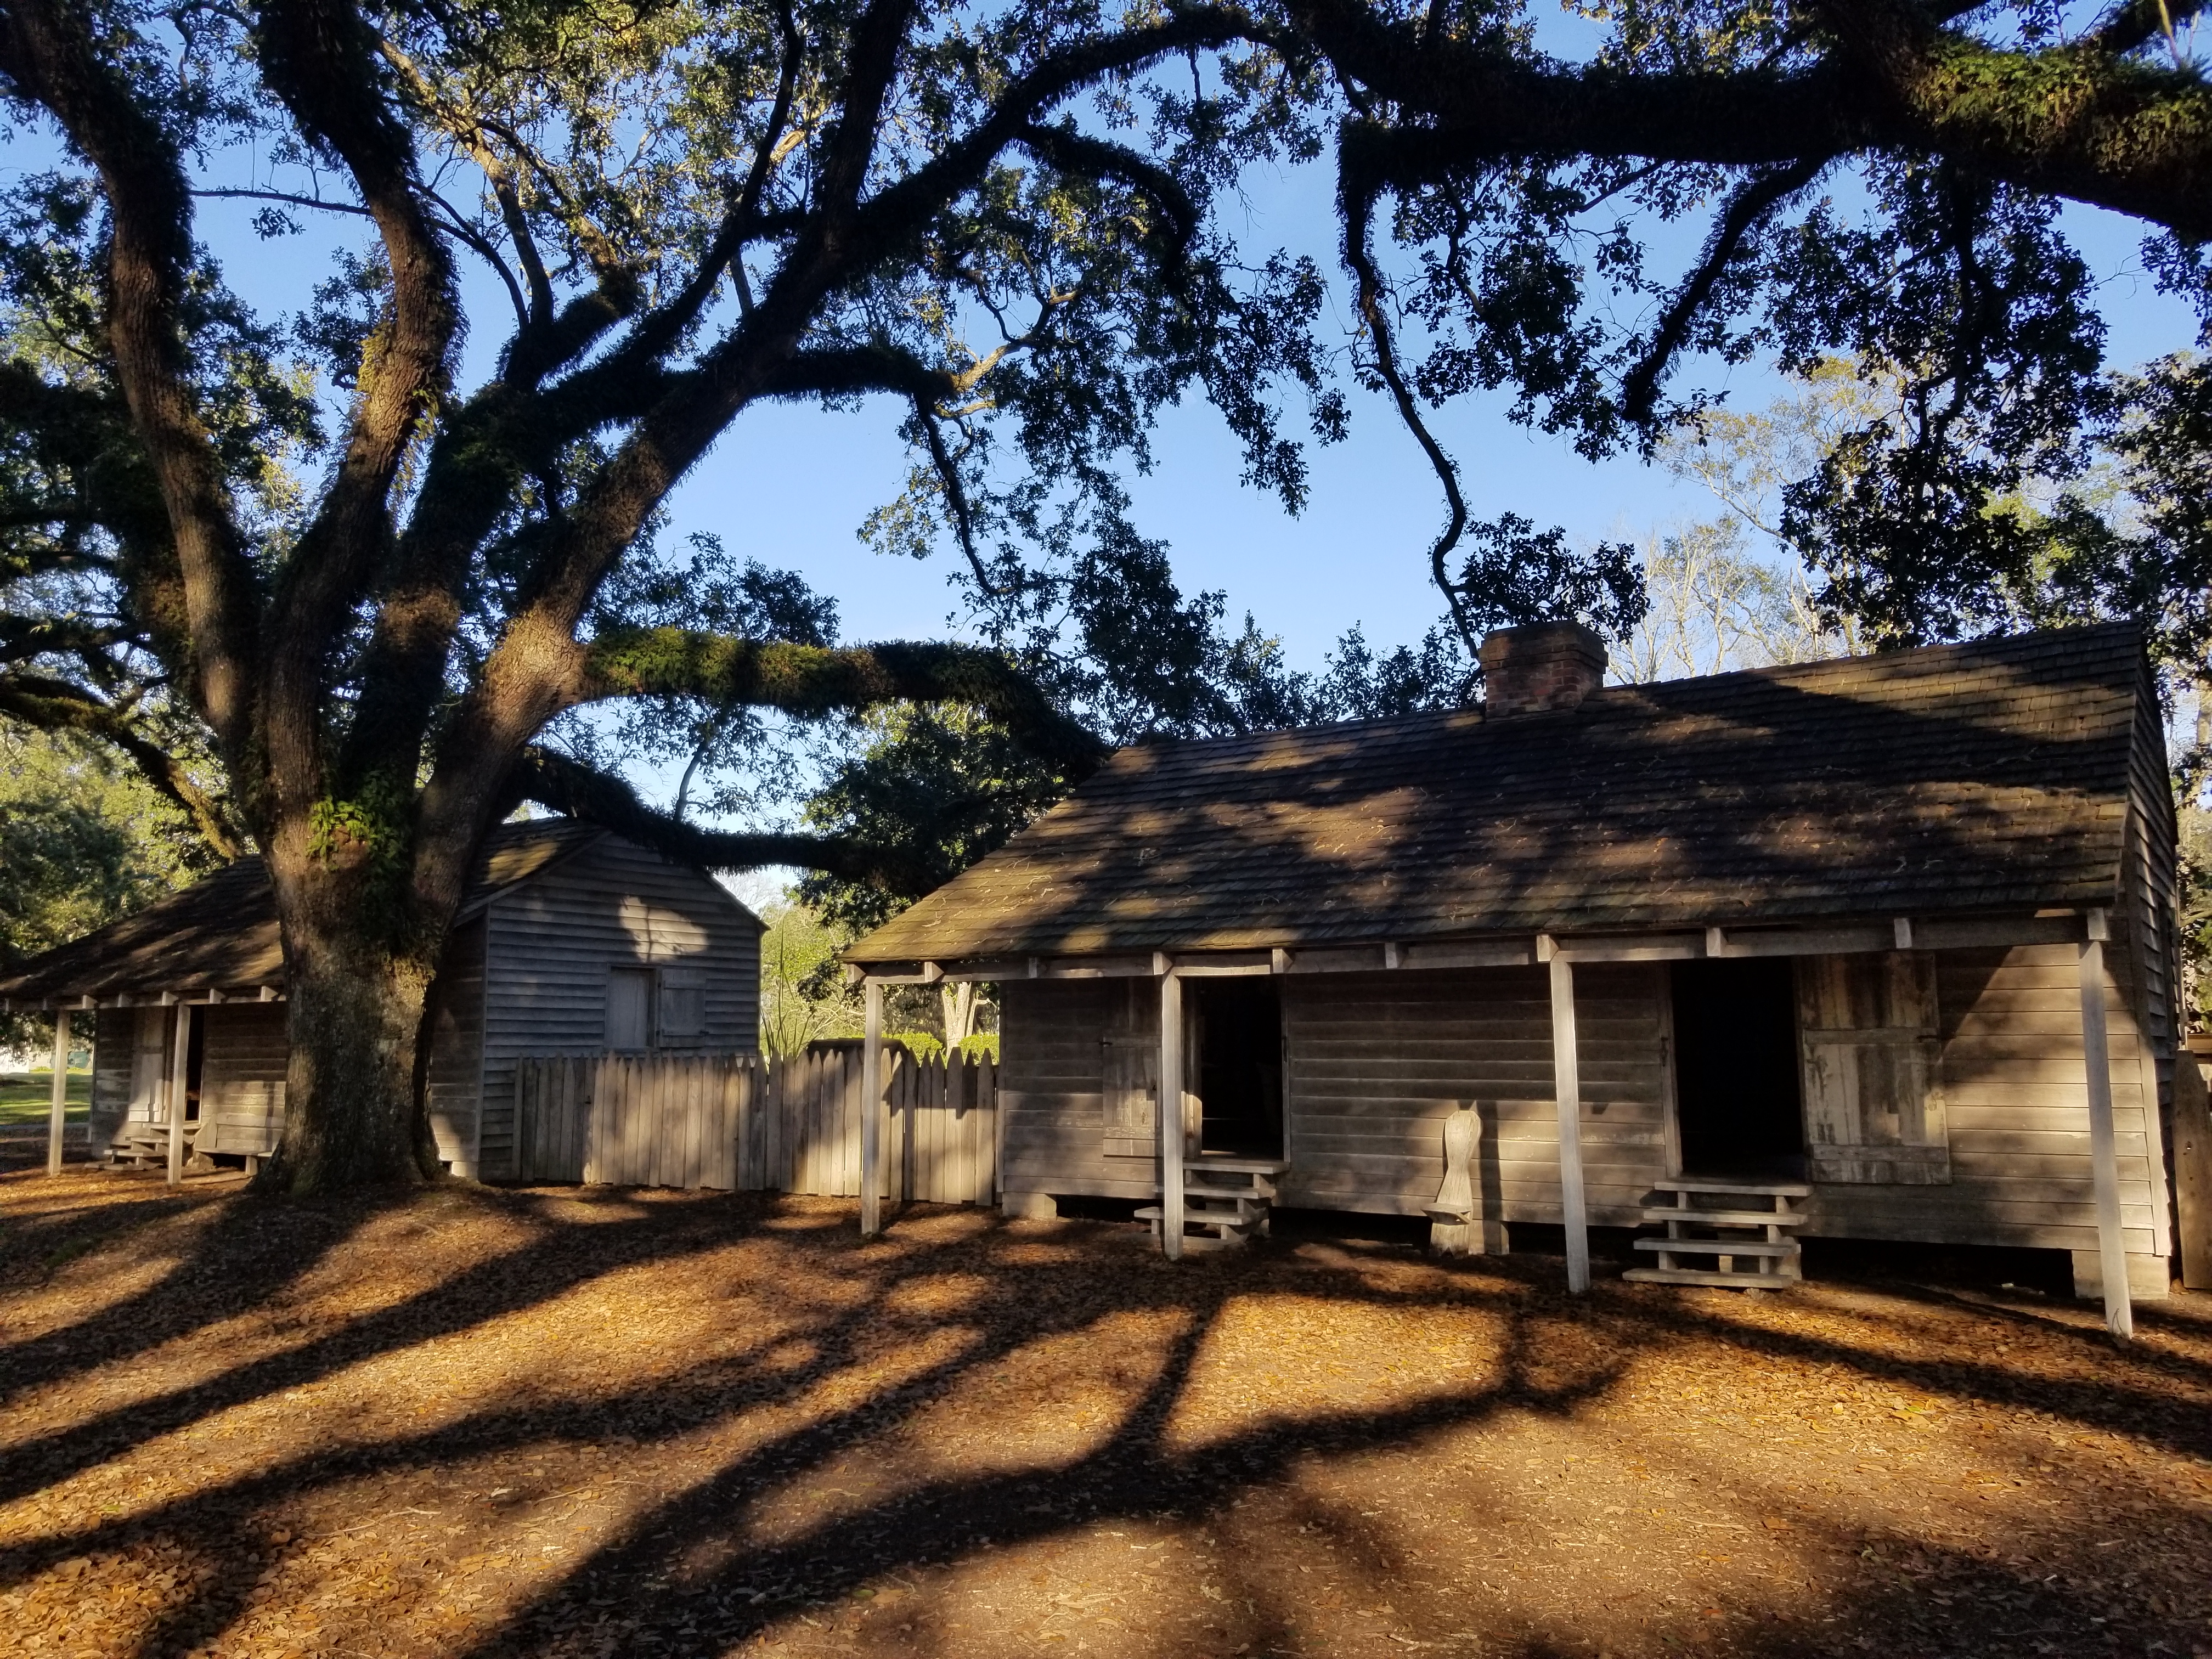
[
  {"x1": 414, "y1": 8, "x2": 1243, "y2": 893},
  {"x1": 0, "y1": 0, "x2": 259, "y2": 761},
  {"x1": 1342, "y1": 171, "x2": 1474, "y2": 659},
  {"x1": 1017, "y1": 122, "x2": 1201, "y2": 270},
  {"x1": 1621, "y1": 156, "x2": 1830, "y2": 428},
  {"x1": 0, "y1": 672, "x2": 241, "y2": 856},
  {"x1": 254, "y1": 0, "x2": 462, "y2": 831},
  {"x1": 1303, "y1": 0, "x2": 2212, "y2": 240},
  {"x1": 509, "y1": 746, "x2": 933, "y2": 887},
  {"x1": 576, "y1": 631, "x2": 1107, "y2": 772}
]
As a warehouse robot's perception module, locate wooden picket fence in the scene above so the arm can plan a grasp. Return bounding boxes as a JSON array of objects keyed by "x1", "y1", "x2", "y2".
[{"x1": 512, "y1": 1045, "x2": 998, "y2": 1204}]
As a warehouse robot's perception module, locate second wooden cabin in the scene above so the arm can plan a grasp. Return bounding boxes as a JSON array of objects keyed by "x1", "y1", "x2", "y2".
[
  {"x1": 844, "y1": 623, "x2": 2181, "y2": 1331},
  {"x1": 0, "y1": 820, "x2": 764, "y2": 1178}
]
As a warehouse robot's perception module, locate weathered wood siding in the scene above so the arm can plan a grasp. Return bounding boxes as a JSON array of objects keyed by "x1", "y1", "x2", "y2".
[
  {"x1": 2121, "y1": 678, "x2": 2181, "y2": 1260},
  {"x1": 1280, "y1": 965, "x2": 1667, "y2": 1224},
  {"x1": 998, "y1": 979, "x2": 1154, "y2": 1200},
  {"x1": 478, "y1": 837, "x2": 762, "y2": 1180},
  {"x1": 997, "y1": 967, "x2": 1669, "y2": 1219},
  {"x1": 89, "y1": 1006, "x2": 136, "y2": 1148},
  {"x1": 998, "y1": 947, "x2": 2174, "y2": 1276},
  {"x1": 423, "y1": 919, "x2": 486, "y2": 1176},
  {"x1": 1800, "y1": 944, "x2": 2166, "y2": 1265},
  {"x1": 196, "y1": 1003, "x2": 287, "y2": 1155}
]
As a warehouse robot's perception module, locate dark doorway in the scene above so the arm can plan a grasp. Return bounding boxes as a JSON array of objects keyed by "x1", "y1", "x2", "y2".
[
  {"x1": 184, "y1": 1009, "x2": 207, "y2": 1125},
  {"x1": 1193, "y1": 980, "x2": 1284, "y2": 1158},
  {"x1": 1670, "y1": 959, "x2": 1804, "y2": 1178}
]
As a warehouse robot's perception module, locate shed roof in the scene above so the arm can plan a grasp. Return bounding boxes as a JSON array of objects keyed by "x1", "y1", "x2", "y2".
[
  {"x1": 0, "y1": 818, "x2": 608, "y2": 1006},
  {"x1": 847, "y1": 624, "x2": 2158, "y2": 965}
]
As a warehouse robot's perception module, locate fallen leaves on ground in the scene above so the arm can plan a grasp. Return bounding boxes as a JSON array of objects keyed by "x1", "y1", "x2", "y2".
[{"x1": 2, "y1": 1165, "x2": 2210, "y2": 1657}]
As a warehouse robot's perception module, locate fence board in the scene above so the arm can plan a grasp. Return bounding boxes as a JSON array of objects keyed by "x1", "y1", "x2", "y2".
[{"x1": 509, "y1": 1047, "x2": 998, "y2": 1202}]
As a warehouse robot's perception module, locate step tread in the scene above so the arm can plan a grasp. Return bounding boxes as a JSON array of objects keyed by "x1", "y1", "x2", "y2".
[
  {"x1": 1634, "y1": 1237, "x2": 1800, "y2": 1257},
  {"x1": 1623, "y1": 1267, "x2": 1801, "y2": 1289},
  {"x1": 1188, "y1": 1158, "x2": 1289, "y2": 1175},
  {"x1": 1135, "y1": 1206, "x2": 1259, "y2": 1229},
  {"x1": 1641, "y1": 1208, "x2": 1809, "y2": 1228},
  {"x1": 1183, "y1": 1182, "x2": 1268, "y2": 1201},
  {"x1": 1653, "y1": 1178, "x2": 1812, "y2": 1198}
]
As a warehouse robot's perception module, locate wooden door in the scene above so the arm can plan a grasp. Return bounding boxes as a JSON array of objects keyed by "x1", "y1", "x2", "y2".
[
  {"x1": 1796, "y1": 953, "x2": 1950, "y2": 1184},
  {"x1": 128, "y1": 1007, "x2": 170, "y2": 1124},
  {"x1": 1101, "y1": 1035, "x2": 1156, "y2": 1159}
]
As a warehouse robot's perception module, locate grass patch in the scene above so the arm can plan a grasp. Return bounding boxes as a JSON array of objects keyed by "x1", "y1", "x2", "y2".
[{"x1": 0, "y1": 1071, "x2": 91, "y2": 1125}]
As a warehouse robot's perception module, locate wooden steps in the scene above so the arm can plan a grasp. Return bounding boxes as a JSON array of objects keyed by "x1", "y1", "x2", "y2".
[
  {"x1": 1622, "y1": 1176, "x2": 1810, "y2": 1290},
  {"x1": 1140, "y1": 1157, "x2": 1289, "y2": 1252}
]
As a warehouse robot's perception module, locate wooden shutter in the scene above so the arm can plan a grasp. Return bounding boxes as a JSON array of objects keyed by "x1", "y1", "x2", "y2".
[
  {"x1": 1797, "y1": 953, "x2": 1950, "y2": 1184},
  {"x1": 1102, "y1": 1035, "x2": 1157, "y2": 1158},
  {"x1": 657, "y1": 968, "x2": 707, "y2": 1041}
]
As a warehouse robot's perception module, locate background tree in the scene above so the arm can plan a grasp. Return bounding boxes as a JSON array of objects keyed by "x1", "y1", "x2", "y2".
[{"x1": 0, "y1": 725, "x2": 206, "y2": 1052}]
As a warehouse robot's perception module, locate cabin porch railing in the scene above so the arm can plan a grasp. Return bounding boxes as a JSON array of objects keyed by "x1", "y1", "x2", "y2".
[{"x1": 511, "y1": 1047, "x2": 998, "y2": 1204}]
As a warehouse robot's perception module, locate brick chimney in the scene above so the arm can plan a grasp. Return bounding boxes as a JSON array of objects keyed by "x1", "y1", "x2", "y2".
[{"x1": 1479, "y1": 622, "x2": 1608, "y2": 716}]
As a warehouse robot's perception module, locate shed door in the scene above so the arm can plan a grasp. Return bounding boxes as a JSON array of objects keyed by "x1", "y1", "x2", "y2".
[
  {"x1": 129, "y1": 1007, "x2": 170, "y2": 1123},
  {"x1": 1102, "y1": 1035, "x2": 1158, "y2": 1159},
  {"x1": 1797, "y1": 953, "x2": 1950, "y2": 1184}
]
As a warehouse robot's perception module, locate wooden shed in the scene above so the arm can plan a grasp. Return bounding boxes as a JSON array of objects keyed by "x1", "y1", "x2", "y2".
[
  {"x1": 843, "y1": 622, "x2": 2181, "y2": 1336},
  {"x1": 0, "y1": 820, "x2": 764, "y2": 1180}
]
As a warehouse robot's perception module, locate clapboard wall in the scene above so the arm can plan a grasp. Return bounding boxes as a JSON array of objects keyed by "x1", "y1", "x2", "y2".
[
  {"x1": 999, "y1": 946, "x2": 2173, "y2": 1284},
  {"x1": 198, "y1": 1002, "x2": 287, "y2": 1156},
  {"x1": 476, "y1": 836, "x2": 763, "y2": 1180},
  {"x1": 1279, "y1": 964, "x2": 1667, "y2": 1223},
  {"x1": 1000, "y1": 978, "x2": 1157, "y2": 1201},
  {"x1": 1795, "y1": 943, "x2": 2169, "y2": 1286},
  {"x1": 88, "y1": 1006, "x2": 138, "y2": 1149}
]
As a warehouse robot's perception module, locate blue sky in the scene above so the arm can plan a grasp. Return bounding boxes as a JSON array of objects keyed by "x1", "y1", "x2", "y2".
[
  {"x1": 647, "y1": 164, "x2": 2203, "y2": 675},
  {"x1": 10, "y1": 64, "x2": 2204, "y2": 689}
]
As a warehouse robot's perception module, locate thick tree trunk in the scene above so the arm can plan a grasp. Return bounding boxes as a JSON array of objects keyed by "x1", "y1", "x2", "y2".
[{"x1": 261, "y1": 857, "x2": 446, "y2": 1192}]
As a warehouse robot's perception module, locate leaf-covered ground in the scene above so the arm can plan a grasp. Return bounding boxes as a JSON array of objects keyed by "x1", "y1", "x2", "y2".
[{"x1": 2, "y1": 1167, "x2": 2208, "y2": 1658}]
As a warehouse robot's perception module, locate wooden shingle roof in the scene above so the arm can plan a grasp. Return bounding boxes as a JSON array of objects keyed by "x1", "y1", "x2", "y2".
[
  {"x1": 0, "y1": 818, "x2": 608, "y2": 1005},
  {"x1": 847, "y1": 624, "x2": 2157, "y2": 965}
]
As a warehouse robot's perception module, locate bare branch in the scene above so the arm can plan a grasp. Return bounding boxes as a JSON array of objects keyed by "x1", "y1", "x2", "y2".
[
  {"x1": 1621, "y1": 156, "x2": 1829, "y2": 428},
  {"x1": 1342, "y1": 175, "x2": 1474, "y2": 659},
  {"x1": 0, "y1": 671, "x2": 241, "y2": 856}
]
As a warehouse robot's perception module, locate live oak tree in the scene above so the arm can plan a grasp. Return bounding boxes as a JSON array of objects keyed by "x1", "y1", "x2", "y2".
[
  {"x1": 5, "y1": 0, "x2": 2212, "y2": 1191},
  {"x1": 0, "y1": 0, "x2": 1339, "y2": 1189}
]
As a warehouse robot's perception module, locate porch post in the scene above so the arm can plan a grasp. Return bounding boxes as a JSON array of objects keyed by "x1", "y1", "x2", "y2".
[
  {"x1": 47, "y1": 1009, "x2": 69, "y2": 1178},
  {"x1": 1545, "y1": 947, "x2": 1591, "y2": 1294},
  {"x1": 1159, "y1": 969, "x2": 1184, "y2": 1261},
  {"x1": 2078, "y1": 919, "x2": 2134, "y2": 1340},
  {"x1": 165, "y1": 1004, "x2": 191, "y2": 1187},
  {"x1": 860, "y1": 978, "x2": 883, "y2": 1237}
]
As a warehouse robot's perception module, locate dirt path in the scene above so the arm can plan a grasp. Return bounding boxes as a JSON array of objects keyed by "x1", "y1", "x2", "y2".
[{"x1": 2, "y1": 1170, "x2": 2208, "y2": 1658}]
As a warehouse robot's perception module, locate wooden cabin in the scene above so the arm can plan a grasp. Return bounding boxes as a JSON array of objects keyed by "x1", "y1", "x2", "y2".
[
  {"x1": 0, "y1": 821, "x2": 763, "y2": 1180},
  {"x1": 843, "y1": 622, "x2": 2182, "y2": 1334}
]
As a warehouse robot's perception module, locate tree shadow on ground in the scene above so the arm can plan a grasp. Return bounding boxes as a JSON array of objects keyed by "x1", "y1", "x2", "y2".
[{"x1": 1, "y1": 1178, "x2": 2208, "y2": 1659}]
